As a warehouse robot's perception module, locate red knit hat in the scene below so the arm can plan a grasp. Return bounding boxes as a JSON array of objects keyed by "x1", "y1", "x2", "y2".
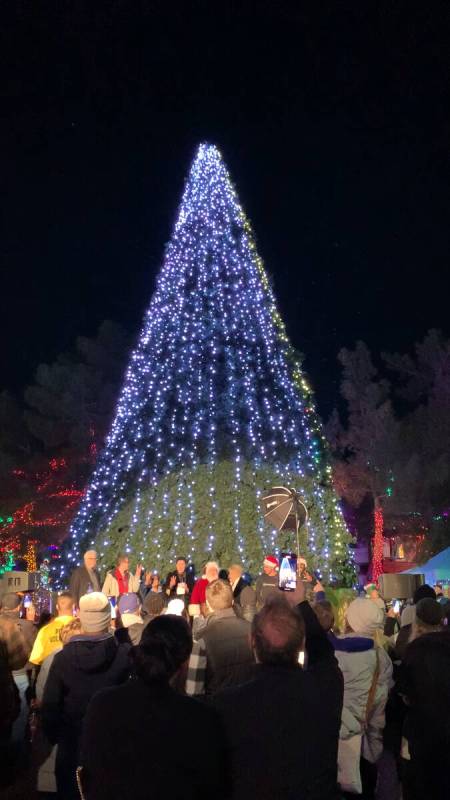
[{"x1": 264, "y1": 555, "x2": 279, "y2": 569}]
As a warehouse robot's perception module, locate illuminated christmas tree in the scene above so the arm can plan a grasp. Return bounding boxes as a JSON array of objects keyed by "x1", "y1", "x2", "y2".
[{"x1": 60, "y1": 144, "x2": 353, "y2": 584}]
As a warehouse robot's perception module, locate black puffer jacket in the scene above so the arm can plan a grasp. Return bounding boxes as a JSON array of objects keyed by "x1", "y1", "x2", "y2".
[{"x1": 42, "y1": 632, "x2": 130, "y2": 744}]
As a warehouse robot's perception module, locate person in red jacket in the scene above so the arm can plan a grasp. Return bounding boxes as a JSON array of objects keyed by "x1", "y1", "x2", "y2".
[{"x1": 189, "y1": 562, "x2": 220, "y2": 617}]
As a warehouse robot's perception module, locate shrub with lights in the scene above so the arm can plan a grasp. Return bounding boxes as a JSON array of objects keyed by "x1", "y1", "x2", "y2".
[{"x1": 59, "y1": 144, "x2": 353, "y2": 585}]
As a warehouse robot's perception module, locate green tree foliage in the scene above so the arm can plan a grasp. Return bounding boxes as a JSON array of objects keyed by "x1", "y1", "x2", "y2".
[
  {"x1": 95, "y1": 460, "x2": 351, "y2": 578},
  {"x1": 330, "y1": 331, "x2": 450, "y2": 559},
  {"x1": 24, "y1": 320, "x2": 130, "y2": 461},
  {"x1": 0, "y1": 321, "x2": 130, "y2": 535}
]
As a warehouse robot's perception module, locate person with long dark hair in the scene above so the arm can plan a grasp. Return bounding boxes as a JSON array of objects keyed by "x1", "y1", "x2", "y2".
[{"x1": 79, "y1": 615, "x2": 227, "y2": 800}]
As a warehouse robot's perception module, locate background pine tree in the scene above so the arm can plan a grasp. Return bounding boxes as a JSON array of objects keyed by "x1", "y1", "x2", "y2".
[{"x1": 60, "y1": 144, "x2": 353, "y2": 584}]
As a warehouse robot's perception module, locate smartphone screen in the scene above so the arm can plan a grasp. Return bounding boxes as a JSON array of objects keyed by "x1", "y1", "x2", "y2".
[
  {"x1": 279, "y1": 552, "x2": 297, "y2": 591},
  {"x1": 23, "y1": 594, "x2": 32, "y2": 608},
  {"x1": 393, "y1": 600, "x2": 400, "y2": 614},
  {"x1": 109, "y1": 597, "x2": 117, "y2": 619}
]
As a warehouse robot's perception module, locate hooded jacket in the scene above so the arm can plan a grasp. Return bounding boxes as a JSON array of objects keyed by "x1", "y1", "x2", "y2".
[
  {"x1": 335, "y1": 634, "x2": 392, "y2": 762},
  {"x1": 41, "y1": 632, "x2": 130, "y2": 745}
]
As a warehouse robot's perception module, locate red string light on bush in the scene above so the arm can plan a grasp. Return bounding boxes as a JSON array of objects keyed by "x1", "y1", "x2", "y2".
[{"x1": 372, "y1": 505, "x2": 384, "y2": 582}]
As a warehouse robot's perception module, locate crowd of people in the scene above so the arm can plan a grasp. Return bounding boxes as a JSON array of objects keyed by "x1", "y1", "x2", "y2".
[{"x1": 1, "y1": 549, "x2": 450, "y2": 800}]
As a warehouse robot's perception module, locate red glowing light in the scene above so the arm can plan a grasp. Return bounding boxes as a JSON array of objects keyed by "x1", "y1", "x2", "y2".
[{"x1": 372, "y1": 505, "x2": 384, "y2": 583}]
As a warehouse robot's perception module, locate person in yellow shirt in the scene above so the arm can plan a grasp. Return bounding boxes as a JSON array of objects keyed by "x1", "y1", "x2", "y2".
[{"x1": 30, "y1": 592, "x2": 74, "y2": 666}]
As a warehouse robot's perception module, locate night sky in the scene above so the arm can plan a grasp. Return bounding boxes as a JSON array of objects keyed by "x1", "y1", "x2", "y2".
[{"x1": 2, "y1": 3, "x2": 449, "y2": 419}]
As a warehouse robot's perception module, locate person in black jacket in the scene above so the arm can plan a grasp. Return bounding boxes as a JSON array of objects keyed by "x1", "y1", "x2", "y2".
[
  {"x1": 212, "y1": 585, "x2": 344, "y2": 800},
  {"x1": 397, "y1": 630, "x2": 450, "y2": 799},
  {"x1": 394, "y1": 585, "x2": 436, "y2": 661},
  {"x1": 68, "y1": 550, "x2": 102, "y2": 606},
  {"x1": 228, "y1": 564, "x2": 256, "y2": 622},
  {"x1": 41, "y1": 592, "x2": 130, "y2": 799},
  {"x1": 79, "y1": 615, "x2": 227, "y2": 800},
  {"x1": 163, "y1": 556, "x2": 195, "y2": 599}
]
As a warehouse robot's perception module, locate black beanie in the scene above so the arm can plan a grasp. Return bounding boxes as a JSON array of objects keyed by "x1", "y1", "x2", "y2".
[
  {"x1": 413, "y1": 584, "x2": 436, "y2": 604},
  {"x1": 416, "y1": 598, "x2": 443, "y2": 626}
]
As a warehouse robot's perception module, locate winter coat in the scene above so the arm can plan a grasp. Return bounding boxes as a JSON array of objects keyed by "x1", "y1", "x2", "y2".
[
  {"x1": 102, "y1": 569, "x2": 141, "y2": 598},
  {"x1": 336, "y1": 634, "x2": 393, "y2": 763},
  {"x1": 0, "y1": 637, "x2": 20, "y2": 737},
  {"x1": 0, "y1": 615, "x2": 29, "y2": 672},
  {"x1": 41, "y1": 632, "x2": 130, "y2": 800},
  {"x1": 80, "y1": 677, "x2": 227, "y2": 800},
  {"x1": 35, "y1": 648, "x2": 61, "y2": 703},
  {"x1": 115, "y1": 612, "x2": 144, "y2": 646},
  {"x1": 213, "y1": 661, "x2": 344, "y2": 800},
  {"x1": 394, "y1": 623, "x2": 412, "y2": 661},
  {"x1": 255, "y1": 573, "x2": 278, "y2": 609},
  {"x1": 233, "y1": 579, "x2": 256, "y2": 623},
  {"x1": 396, "y1": 631, "x2": 450, "y2": 795},
  {"x1": 186, "y1": 608, "x2": 255, "y2": 696},
  {"x1": 69, "y1": 565, "x2": 101, "y2": 605},
  {"x1": 0, "y1": 610, "x2": 36, "y2": 674},
  {"x1": 42, "y1": 632, "x2": 130, "y2": 744},
  {"x1": 202, "y1": 610, "x2": 254, "y2": 694}
]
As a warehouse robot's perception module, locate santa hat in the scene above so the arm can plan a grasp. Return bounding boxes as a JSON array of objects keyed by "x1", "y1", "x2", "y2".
[{"x1": 264, "y1": 555, "x2": 279, "y2": 570}]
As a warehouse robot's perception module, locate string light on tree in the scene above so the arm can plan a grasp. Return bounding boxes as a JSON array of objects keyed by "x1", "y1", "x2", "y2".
[
  {"x1": 24, "y1": 540, "x2": 38, "y2": 572},
  {"x1": 0, "y1": 549, "x2": 15, "y2": 575},
  {"x1": 372, "y1": 503, "x2": 384, "y2": 582},
  {"x1": 59, "y1": 143, "x2": 353, "y2": 584}
]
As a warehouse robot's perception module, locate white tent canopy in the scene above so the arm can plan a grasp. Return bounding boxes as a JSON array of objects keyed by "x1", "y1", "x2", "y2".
[{"x1": 402, "y1": 547, "x2": 450, "y2": 584}]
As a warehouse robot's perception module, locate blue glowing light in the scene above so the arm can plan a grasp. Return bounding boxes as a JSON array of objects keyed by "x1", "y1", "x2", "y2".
[{"x1": 59, "y1": 143, "x2": 350, "y2": 582}]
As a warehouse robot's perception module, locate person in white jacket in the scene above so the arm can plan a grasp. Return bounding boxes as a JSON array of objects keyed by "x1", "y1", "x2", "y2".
[
  {"x1": 102, "y1": 553, "x2": 142, "y2": 599},
  {"x1": 336, "y1": 598, "x2": 393, "y2": 797}
]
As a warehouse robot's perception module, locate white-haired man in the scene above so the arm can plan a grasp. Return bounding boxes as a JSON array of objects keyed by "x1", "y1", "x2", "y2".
[
  {"x1": 69, "y1": 550, "x2": 101, "y2": 606},
  {"x1": 189, "y1": 561, "x2": 220, "y2": 617}
]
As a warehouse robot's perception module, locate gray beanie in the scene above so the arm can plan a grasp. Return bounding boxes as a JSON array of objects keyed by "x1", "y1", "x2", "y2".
[{"x1": 79, "y1": 592, "x2": 111, "y2": 633}]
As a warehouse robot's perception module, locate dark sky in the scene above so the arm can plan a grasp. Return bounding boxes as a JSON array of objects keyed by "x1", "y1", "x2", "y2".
[{"x1": 2, "y1": 2, "x2": 449, "y2": 419}]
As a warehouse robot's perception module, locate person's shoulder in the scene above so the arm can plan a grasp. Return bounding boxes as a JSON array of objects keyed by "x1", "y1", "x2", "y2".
[
  {"x1": 230, "y1": 610, "x2": 251, "y2": 626},
  {"x1": 86, "y1": 680, "x2": 131, "y2": 712},
  {"x1": 177, "y1": 689, "x2": 222, "y2": 722},
  {"x1": 47, "y1": 645, "x2": 65, "y2": 671},
  {"x1": 213, "y1": 674, "x2": 259, "y2": 708},
  {"x1": 36, "y1": 617, "x2": 54, "y2": 637}
]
